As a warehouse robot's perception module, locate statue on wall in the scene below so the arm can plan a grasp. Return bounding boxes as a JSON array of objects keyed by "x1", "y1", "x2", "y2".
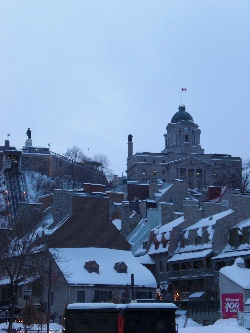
[{"x1": 26, "y1": 128, "x2": 31, "y2": 140}]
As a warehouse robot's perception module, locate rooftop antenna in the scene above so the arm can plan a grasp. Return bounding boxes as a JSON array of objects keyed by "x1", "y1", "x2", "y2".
[{"x1": 181, "y1": 87, "x2": 187, "y2": 105}]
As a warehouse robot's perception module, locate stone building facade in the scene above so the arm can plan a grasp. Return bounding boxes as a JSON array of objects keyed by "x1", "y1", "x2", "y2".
[
  {"x1": 126, "y1": 105, "x2": 242, "y2": 190},
  {"x1": 0, "y1": 139, "x2": 107, "y2": 186}
]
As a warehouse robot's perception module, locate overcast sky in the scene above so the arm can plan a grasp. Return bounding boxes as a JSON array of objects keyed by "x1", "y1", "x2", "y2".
[{"x1": 1, "y1": 1, "x2": 249, "y2": 175}]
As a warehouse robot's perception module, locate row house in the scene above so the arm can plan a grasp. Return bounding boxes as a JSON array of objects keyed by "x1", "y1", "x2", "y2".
[{"x1": 0, "y1": 186, "x2": 157, "y2": 324}]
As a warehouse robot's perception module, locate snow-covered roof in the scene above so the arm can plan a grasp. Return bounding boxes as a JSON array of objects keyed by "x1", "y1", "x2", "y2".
[
  {"x1": 168, "y1": 249, "x2": 212, "y2": 262},
  {"x1": 136, "y1": 254, "x2": 155, "y2": 265},
  {"x1": 220, "y1": 258, "x2": 250, "y2": 289},
  {"x1": 112, "y1": 219, "x2": 121, "y2": 230},
  {"x1": 50, "y1": 247, "x2": 157, "y2": 288},
  {"x1": 212, "y1": 249, "x2": 250, "y2": 260},
  {"x1": 147, "y1": 216, "x2": 185, "y2": 255},
  {"x1": 185, "y1": 209, "x2": 233, "y2": 231},
  {"x1": 234, "y1": 217, "x2": 250, "y2": 229},
  {"x1": 67, "y1": 302, "x2": 176, "y2": 310}
]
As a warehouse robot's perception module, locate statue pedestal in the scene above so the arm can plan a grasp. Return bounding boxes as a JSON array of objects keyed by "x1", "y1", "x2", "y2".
[{"x1": 25, "y1": 139, "x2": 32, "y2": 147}]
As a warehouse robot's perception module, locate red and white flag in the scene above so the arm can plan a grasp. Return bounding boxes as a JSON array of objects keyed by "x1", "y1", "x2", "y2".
[{"x1": 182, "y1": 88, "x2": 187, "y2": 91}]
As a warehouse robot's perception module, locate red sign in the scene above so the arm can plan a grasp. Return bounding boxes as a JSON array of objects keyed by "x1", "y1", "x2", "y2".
[{"x1": 221, "y1": 293, "x2": 244, "y2": 319}]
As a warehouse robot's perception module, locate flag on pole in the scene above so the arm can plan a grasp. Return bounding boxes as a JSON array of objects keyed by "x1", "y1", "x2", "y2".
[
  {"x1": 7, "y1": 134, "x2": 10, "y2": 136},
  {"x1": 182, "y1": 88, "x2": 187, "y2": 91}
]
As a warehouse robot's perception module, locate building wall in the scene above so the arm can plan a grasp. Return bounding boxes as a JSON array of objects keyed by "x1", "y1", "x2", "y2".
[{"x1": 52, "y1": 190, "x2": 73, "y2": 225}]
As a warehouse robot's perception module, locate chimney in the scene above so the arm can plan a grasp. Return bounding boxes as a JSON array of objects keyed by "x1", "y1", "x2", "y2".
[{"x1": 127, "y1": 134, "x2": 133, "y2": 160}]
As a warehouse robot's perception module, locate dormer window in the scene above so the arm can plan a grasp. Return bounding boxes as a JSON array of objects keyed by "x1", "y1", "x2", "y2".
[
  {"x1": 84, "y1": 260, "x2": 99, "y2": 274},
  {"x1": 114, "y1": 262, "x2": 127, "y2": 273},
  {"x1": 195, "y1": 237, "x2": 201, "y2": 245}
]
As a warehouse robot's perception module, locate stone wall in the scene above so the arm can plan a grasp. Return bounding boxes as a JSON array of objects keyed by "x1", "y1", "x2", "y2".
[{"x1": 52, "y1": 189, "x2": 73, "y2": 225}]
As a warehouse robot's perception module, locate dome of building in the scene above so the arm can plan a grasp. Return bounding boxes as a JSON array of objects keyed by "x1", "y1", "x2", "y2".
[{"x1": 171, "y1": 105, "x2": 193, "y2": 123}]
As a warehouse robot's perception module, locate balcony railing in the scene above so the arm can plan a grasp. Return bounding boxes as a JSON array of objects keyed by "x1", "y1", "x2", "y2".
[{"x1": 169, "y1": 268, "x2": 213, "y2": 279}]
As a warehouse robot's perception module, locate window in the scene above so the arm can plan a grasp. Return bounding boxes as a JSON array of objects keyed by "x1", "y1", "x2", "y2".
[
  {"x1": 153, "y1": 170, "x2": 157, "y2": 176},
  {"x1": 94, "y1": 290, "x2": 112, "y2": 302},
  {"x1": 159, "y1": 261, "x2": 163, "y2": 272},
  {"x1": 196, "y1": 169, "x2": 202, "y2": 177},
  {"x1": 181, "y1": 239, "x2": 186, "y2": 248},
  {"x1": 50, "y1": 292, "x2": 54, "y2": 306},
  {"x1": 195, "y1": 237, "x2": 201, "y2": 245},
  {"x1": 165, "y1": 260, "x2": 168, "y2": 272},
  {"x1": 205, "y1": 234, "x2": 210, "y2": 243},
  {"x1": 84, "y1": 260, "x2": 99, "y2": 274},
  {"x1": 162, "y1": 160, "x2": 165, "y2": 163},
  {"x1": 135, "y1": 291, "x2": 153, "y2": 299},
  {"x1": 77, "y1": 290, "x2": 85, "y2": 303},
  {"x1": 114, "y1": 262, "x2": 127, "y2": 273},
  {"x1": 143, "y1": 241, "x2": 147, "y2": 249},
  {"x1": 180, "y1": 168, "x2": 186, "y2": 178},
  {"x1": 184, "y1": 135, "x2": 189, "y2": 142},
  {"x1": 222, "y1": 200, "x2": 228, "y2": 207},
  {"x1": 168, "y1": 197, "x2": 173, "y2": 203},
  {"x1": 142, "y1": 169, "x2": 147, "y2": 175},
  {"x1": 162, "y1": 239, "x2": 168, "y2": 248},
  {"x1": 162, "y1": 170, "x2": 165, "y2": 175}
]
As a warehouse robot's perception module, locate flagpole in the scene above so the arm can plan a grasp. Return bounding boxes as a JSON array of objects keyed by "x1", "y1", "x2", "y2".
[{"x1": 181, "y1": 88, "x2": 187, "y2": 105}]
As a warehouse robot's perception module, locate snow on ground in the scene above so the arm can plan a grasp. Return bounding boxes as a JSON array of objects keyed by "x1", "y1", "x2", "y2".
[
  {"x1": 179, "y1": 318, "x2": 249, "y2": 332},
  {"x1": 0, "y1": 322, "x2": 64, "y2": 333}
]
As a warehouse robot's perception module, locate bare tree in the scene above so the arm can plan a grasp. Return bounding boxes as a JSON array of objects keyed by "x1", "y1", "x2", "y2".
[
  {"x1": 63, "y1": 146, "x2": 89, "y2": 162},
  {"x1": 216, "y1": 159, "x2": 250, "y2": 194},
  {"x1": 242, "y1": 159, "x2": 250, "y2": 194},
  {"x1": 0, "y1": 217, "x2": 44, "y2": 333},
  {"x1": 93, "y1": 154, "x2": 114, "y2": 182}
]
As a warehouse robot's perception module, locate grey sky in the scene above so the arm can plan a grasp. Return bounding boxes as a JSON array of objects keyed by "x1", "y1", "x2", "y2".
[{"x1": 1, "y1": 1, "x2": 249, "y2": 175}]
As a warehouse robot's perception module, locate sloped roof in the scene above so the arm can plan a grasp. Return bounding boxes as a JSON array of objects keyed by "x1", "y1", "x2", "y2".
[
  {"x1": 185, "y1": 209, "x2": 234, "y2": 231},
  {"x1": 50, "y1": 247, "x2": 157, "y2": 288},
  {"x1": 147, "y1": 216, "x2": 185, "y2": 255},
  {"x1": 46, "y1": 195, "x2": 131, "y2": 250},
  {"x1": 220, "y1": 259, "x2": 250, "y2": 289},
  {"x1": 168, "y1": 249, "x2": 212, "y2": 262}
]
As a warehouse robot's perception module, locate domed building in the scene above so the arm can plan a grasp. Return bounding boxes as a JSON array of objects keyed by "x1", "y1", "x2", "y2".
[
  {"x1": 162, "y1": 105, "x2": 204, "y2": 155},
  {"x1": 126, "y1": 105, "x2": 242, "y2": 191}
]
